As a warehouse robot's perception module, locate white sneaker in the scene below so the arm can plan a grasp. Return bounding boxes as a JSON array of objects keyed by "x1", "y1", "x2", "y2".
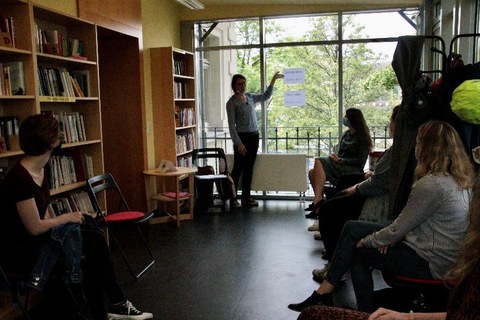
[
  {"x1": 313, "y1": 231, "x2": 322, "y2": 240},
  {"x1": 307, "y1": 220, "x2": 319, "y2": 232},
  {"x1": 107, "y1": 300, "x2": 153, "y2": 320}
]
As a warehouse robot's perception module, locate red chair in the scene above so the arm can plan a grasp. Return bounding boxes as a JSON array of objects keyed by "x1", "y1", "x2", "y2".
[{"x1": 86, "y1": 173, "x2": 155, "y2": 279}]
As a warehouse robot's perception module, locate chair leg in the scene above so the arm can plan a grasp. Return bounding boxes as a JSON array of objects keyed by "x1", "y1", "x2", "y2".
[{"x1": 108, "y1": 225, "x2": 155, "y2": 279}]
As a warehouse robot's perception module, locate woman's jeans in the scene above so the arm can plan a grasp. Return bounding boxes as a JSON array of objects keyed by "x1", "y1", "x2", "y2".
[
  {"x1": 29, "y1": 223, "x2": 83, "y2": 291},
  {"x1": 325, "y1": 220, "x2": 433, "y2": 312},
  {"x1": 231, "y1": 131, "x2": 259, "y2": 201}
]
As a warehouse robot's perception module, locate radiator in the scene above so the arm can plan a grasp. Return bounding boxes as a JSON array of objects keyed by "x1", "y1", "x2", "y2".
[{"x1": 225, "y1": 153, "x2": 308, "y2": 193}]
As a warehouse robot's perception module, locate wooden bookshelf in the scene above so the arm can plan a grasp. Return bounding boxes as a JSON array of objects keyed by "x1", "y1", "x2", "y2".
[
  {"x1": 149, "y1": 47, "x2": 197, "y2": 168},
  {"x1": 0, "y1": 0, "x2": 103, "y2": 196}
]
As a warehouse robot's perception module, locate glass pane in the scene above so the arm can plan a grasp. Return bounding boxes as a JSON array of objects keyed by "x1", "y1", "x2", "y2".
[
  {"x1": 264, "y1": 14, "x2": 339, "y2": 43},
  {"x1": 200, "y1": 48, "x2": 261, "y2": 153},
  {"x1": 343, "y1": 11, "x2": 418, "y2": 39},
  {"x1": 197, "y1": 19, "x2": 260, "y2": 48},
  {"x1": 343, "y1": 43, "x2": 400, "y2": 150},
  {"x1": 265, "y1": 45, "x2": 339, "y2": 157}
]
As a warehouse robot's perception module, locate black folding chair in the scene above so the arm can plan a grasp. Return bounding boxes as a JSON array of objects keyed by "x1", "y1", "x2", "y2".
[
  {"x1": 86, "y1": 173, "x2": 155, "y2": 279},
  {"x1": 192, "y1": 148, "x2": 235, "y2": 212}
]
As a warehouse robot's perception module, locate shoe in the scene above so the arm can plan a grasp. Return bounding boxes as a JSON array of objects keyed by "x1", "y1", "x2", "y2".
[
  {"x1": 242, "y1": 198, "x2": 259, "y2": 207},
  {"x1": 312, "y1": 264, "x2": 329, "y2": 283},
  {"x1": 287, "y1": 291, "x2": 333, "y2": 312},
  {"x1": 313, "y1": 231, "x2": 322, "y2": 240},
  {"x1": 305, "y1": 211, "x2": 318, "y2": 219},
  {"x1": 307, "y1": 220, "x2": 319, "y2": 232},
  {"x1": 304, "y1": 199, "x2": 324, "y2": 212},
  {"x1": 107, "y1": 300, "x2": 153, "y2": 320},
  {"x1": 232, "y1": 200, "x2": 242, "y2": 209}
]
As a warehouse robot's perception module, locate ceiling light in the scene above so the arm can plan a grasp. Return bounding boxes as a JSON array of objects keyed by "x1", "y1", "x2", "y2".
[{"x1": 176, "y1": 0, "x2": 205, "y2": 10}]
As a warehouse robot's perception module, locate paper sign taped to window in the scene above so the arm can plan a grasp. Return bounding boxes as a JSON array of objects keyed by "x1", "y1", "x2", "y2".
[
  {"x1": 284, "y1": 91, "x2": 306, "y2": 107},
  {"x1": 283, "y1": 68, "x2": 305, "y2": 84}
]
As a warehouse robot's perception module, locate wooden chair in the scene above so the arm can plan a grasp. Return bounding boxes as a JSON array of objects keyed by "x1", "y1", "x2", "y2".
[{"x1": 86, "y1": 173, "x2": 155, "y2": 279}]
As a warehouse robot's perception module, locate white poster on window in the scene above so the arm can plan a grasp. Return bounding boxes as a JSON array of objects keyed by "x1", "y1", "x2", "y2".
[
  {"x1": 284, "y1": 90, "x2": 306, "y2": 107},
  {"x1": 283, "y1": 68, "x2": 305, "y2": 84}
]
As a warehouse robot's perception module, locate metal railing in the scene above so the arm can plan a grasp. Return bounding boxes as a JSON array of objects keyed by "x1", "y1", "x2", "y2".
[{"x1": 200, "y1": 126, "x2": 392, "y2": 156}]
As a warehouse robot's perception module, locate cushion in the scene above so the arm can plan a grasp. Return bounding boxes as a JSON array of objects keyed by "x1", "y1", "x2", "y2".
[{"x1": 105, "y1": 211, "x2": 145, "y2": 222}]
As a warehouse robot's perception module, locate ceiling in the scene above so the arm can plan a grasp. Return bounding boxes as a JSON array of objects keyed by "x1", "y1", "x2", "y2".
[{"x1": 200, "y1": 0, "x2": 421, "y2": 4}]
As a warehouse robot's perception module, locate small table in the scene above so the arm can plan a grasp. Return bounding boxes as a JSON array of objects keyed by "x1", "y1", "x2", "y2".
[{"x1": 143, "y1": 167, "x2": 195, "y2": 227}]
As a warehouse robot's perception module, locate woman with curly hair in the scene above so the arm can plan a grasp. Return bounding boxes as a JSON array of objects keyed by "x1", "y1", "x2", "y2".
[{"x1": 289, "y1": 121, "x2": 475, "y2": 314}]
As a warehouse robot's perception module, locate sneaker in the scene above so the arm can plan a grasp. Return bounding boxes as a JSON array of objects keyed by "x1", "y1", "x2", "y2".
[
  {"x1": 242, "y1": 198, "x2": 259, "y2": 207},
  {"x1": 107, "y1": 300, "x2": 153, "y2": 320},
  {"x1": 312, "y1": 264, "x2": 329, "y2": 283},
  {"x1": 307, "y1": 220, "x2": 319, "y2": 232},
  {"x1": 313, "y1": 231, "x2": 322, "y2": 240},
  {"x1": 287, "y1": 291, "x2": 333, "y2": 312},
  {"x1": 232, "y1": 200, "x2": 242, "y2": 209}
]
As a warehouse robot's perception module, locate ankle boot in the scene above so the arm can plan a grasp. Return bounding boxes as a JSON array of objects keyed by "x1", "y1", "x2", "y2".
[{"x1": 288, "y1": 290, "x2": 333, "y2": 312}]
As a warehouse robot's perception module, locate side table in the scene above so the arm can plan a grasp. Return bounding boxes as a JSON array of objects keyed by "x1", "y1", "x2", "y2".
[{"x1": 143, "y1": 167, "x2": 195, "y2": 227}]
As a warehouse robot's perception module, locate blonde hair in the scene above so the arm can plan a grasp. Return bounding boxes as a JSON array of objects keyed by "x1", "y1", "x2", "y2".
[{"x1": 414, "y1": 121, "x2": 474, "y2": 189}]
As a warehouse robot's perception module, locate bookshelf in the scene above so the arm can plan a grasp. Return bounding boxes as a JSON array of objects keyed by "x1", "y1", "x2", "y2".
[
  {"x1": 149, "y1": 47, "x2": 197, "y2": 168},
  {"x1": 0, "y1": 1, "x2": 103, "y2": 202}
]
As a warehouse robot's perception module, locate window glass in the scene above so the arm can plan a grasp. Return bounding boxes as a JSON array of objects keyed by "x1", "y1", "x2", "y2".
[
  {"x1": 264, "y1": 15, "x2": 338, "y2": 43},
  {"x1": 197, "y1": 19, "x2": 260, "y2": 47},
  {"x1": 343, "y1": 11, "x2": 418, "y2": 39}
]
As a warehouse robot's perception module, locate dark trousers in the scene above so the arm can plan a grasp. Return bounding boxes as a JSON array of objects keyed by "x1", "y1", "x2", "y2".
[
  {"x1": 318, "y1": 193, "x2": 366, "y2": 260},
  {"x1": 81, "y1": 217, "x2": 125, "y2": 319},
  {"x1": 231, "y1": 132, "x2": 259, "y2": 201}
]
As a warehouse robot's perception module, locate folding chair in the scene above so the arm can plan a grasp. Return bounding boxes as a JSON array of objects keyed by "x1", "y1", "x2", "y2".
[
  {"x1": 86, "y1": 173, "x2": 155, "y2": 279},
  {"x1": 192, "y1": 148, "x2": 235, "y2": 212}
]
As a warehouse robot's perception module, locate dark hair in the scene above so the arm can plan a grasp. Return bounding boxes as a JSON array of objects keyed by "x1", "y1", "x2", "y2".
[
  {"x1": 231, "y1": 74, "x2": 246, "y2": 92},
  {"x1": 345, "y1": 107, "x2": 372, "y2": 150},
  {"x1": 391, "y1": 105, "x2": 400, "y2": 122},
  {"x1": 19, "y1": 114, "x2": 59, "y2": 156}
]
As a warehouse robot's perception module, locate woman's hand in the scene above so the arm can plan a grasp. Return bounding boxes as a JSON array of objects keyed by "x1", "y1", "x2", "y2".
[
  {"x1": 378, "y1": 245, "x2": 389, "y2": 254},
  {"x1": 368, "y1": 308, "x2": 411, "y2": 320},
  {"x1": 329, "y1": 153, "x2": 341, "y2": 162},
  {"x1": 342, "y1": 185, "x2": 357, "y2": 195},
  {"x1": 237, "y1": 143, "x2": 247, "y2": 156},
  {"x1": 63, "y1": 211, "x2": 85, "y2": 224},
  {"x1": 270, "y1": 71, "x2": 284, "y2": 86},
  {"x1": 364, "y1": 170, "x2": 374, "y2": 179},
  {"x1": 356, "y1": 238, "x2": 365, "y2": 248}
]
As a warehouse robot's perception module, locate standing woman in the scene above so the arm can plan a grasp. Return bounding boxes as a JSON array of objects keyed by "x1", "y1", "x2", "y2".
[
  {"x1": 0, "y1": 114, "x2": 152, "y2": 320},
  {"x1": 307, "y1": 108, "x2": 372, "y2": 215},
  {"x1": 227, "y1": 72, "x2": 283, "y2": 208}
]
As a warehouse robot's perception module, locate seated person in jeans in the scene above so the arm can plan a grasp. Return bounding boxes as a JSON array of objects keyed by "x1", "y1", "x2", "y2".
[
  {"x1": 307, "y1": 108, "x2": 372, "y2": 215},
  {"x1": 0, "y1": 114, "x2": 153, "y2": 320},
  {"x1": 288, "y1": 121, "x2": 475, "y2": 313},
  {"x1": 313, "y1": 106, "x2": 400, "y2": 268}
]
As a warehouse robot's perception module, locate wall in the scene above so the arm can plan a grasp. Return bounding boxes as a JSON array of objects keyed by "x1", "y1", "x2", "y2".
[{"x1": 142, "y1": 0, "x2": 182, "y2": 169}]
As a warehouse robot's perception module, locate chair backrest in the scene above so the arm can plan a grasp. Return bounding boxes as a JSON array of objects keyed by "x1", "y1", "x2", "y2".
[
  {"x1": 192, "y1": 148, "x2": 229, "y2": 175},
  {"x1": 86, "y1": 173, "x2": 131, "y2": 216}
]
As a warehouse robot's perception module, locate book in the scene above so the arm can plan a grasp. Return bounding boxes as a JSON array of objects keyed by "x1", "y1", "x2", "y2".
[
  {"x1": 70, "y1": 70, "x2": 90, "y2": 97},
  {"x1": 3, "y1": 62, "x2": 25, "y2": 95}
]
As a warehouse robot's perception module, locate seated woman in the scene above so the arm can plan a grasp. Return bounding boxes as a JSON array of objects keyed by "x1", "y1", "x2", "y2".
[
  {"x1": 313, "y1": 105, "x2": 399, "y2": 275},
  {"x1": 0, "y1": 114, "x2": 153, "y2": 320},
  {"x1": 307, "y1": 107, "x2": 372, "y2": 216},
  {"x1": 288, "y1": 120, "x2": 474, "y2": 313},
  {"x1": 297, "y1": 170, "x2": 480, "y2": 320}
]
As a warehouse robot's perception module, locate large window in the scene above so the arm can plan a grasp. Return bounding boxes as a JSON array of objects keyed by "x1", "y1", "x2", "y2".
[{"x1": 195, "y1": 10, "x2": 418, "y2": 157}]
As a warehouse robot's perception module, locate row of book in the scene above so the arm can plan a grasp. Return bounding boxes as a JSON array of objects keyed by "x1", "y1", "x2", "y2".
[
  {"x1": 49, "y1": 151, "x2": 94, "y2": 190},
  {"x1": 0, "y1": 14, "x2": 15, "y2": 48},
  {"x1": 37, "y1": 66, "x2": 89, "y2": 97},
  {"x1": 35, "y1": 24, "x2": 86, "y2": 59},
  {"x1": 174, "y1": 81, "x2": 188, "y2": 99},
  {"x1": 42, "y1": 110, "x2": 87, "y2": 144},
  {"x1": 175, "y1": 107, "x2": 195, "y2": 127},
  {"x1": 1, "y1": 61, "x2": 25, "y2": 95},
  {"x1": 176, "y1": 131, "x2": 195, "y2": 155},
  {"x1": 0, "y1": 116, "x2": 19, "y2": 152},
  {"x1": 177, "y1": 155, "x2": 193, "y2": 167},
  {"x1": 48, "y1": 190, "x2": 95, "y2": 216},
  {"x1": 174, "y1": 59, "x2": 187, "y2": 76}
]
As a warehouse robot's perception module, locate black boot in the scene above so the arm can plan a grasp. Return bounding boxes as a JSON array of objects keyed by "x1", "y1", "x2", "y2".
[{"x1": 288, "y1": 290, "x2": 333, "y2": 312}]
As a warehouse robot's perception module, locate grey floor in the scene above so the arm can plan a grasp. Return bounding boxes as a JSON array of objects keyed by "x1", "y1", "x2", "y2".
[{"x1": 114, "y1": 199, "x2": 389, "y2": 320}]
